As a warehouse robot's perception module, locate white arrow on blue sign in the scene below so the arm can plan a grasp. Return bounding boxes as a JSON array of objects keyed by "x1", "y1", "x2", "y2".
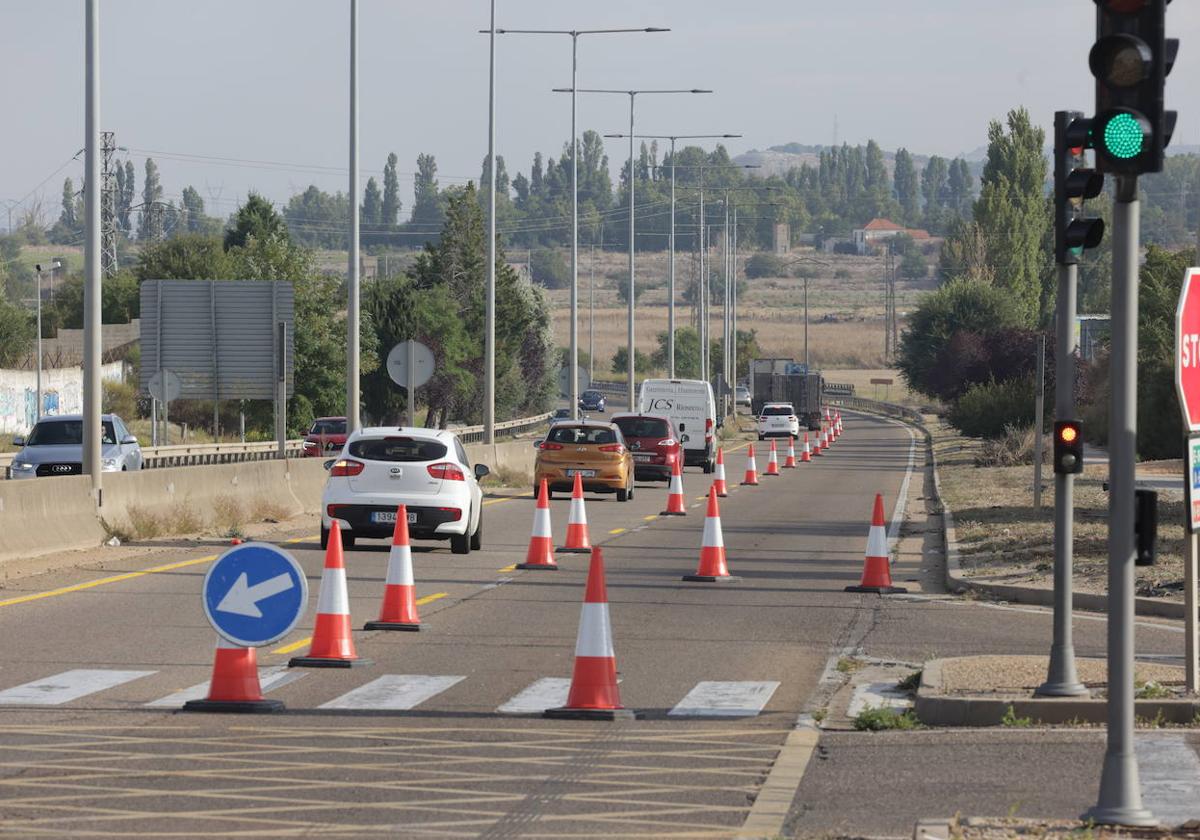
[{"x1": 202, "y1": 543, "x2": 308, "y2": 647}]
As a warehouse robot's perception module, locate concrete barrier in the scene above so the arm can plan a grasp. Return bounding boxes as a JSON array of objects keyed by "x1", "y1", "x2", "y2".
[{"x1": 0, "y1": 439, "x2": 536, "y2": 571}]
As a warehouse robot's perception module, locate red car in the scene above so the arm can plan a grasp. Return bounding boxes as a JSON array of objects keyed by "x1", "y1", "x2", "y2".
[
  {"x1": 303, "y1": 416, "x2": 349, "y2": 457},
  {"x1": 611, "y1": 413, "x2": 681, "y2": 482}
]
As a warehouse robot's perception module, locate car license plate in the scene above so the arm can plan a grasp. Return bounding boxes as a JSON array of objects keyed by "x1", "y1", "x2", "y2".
[
  {"x1": 371, "y1": 511, "x2": 418, "y2": 524},
  {"x1": 566, "y1": 469, "x2": 596, "y2": 477},
  {"x1": 633, "y1": 454, "x2": 652, "y2": 463}
]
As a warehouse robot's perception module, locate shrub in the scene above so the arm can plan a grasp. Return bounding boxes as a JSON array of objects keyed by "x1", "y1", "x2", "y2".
[
  {"x1": 947, "y1": 377, "x2": 1036, "y2": 439},
  {"x1": 976, "y1": 425, "x2": 1050, "y2": 467},
  {"x1": 744, "y1": 252, "x2": 789, "y2": 279},
  {"x1": 900, "y1": 250, "x2": 927, "y2": 279},
  {"x1": 610, "y1": 346, "x2": 652, "y2": 375},
  {"x1": 102, "y1": 379, "x2": 138, "y2": 421},
  {"x1": 853, "y1": 705, "x2": 920, "y2": 731},
  {"x1": 793, "y1": 264, "x2": 820, "y2": 280},
  {"x1": 530, "y1": 249, "x2": 570, "y2": 289}
]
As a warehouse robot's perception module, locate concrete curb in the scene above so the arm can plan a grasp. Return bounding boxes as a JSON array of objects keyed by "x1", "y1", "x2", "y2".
[{"x1": 914, "y1": 657, "x2": 1200, "y2": 726}]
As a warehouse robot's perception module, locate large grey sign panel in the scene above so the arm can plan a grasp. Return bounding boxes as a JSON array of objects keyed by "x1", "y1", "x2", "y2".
[{"x1": 139, "y1": 280, "x2": 294, "y2": 400}]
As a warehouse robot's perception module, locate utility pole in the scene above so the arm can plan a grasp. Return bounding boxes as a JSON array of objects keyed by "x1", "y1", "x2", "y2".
[
  {"x1": 82, "y1": 0, "x2": 102, "y2": 500},
  {"x1": 346, "y1": 0, "x2": 361, "y2": 433},
  {"x1": 483, "y1": 0, "x2": 496, "y2": 443},
  {"x1": 100, "y1": 131, "x2": 118, "y2": 278}
]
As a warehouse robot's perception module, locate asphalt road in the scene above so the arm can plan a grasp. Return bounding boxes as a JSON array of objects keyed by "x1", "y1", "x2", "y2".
[{"x1": 0, "y1": 411, "x2": 1193, "y2": 838}]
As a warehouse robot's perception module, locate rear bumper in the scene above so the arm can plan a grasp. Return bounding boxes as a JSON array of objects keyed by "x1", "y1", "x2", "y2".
[
  {"x1": 633, "y1": 464, "x2": 672, "y2": 481},
  {"x1": 537, "y1": 467, "x2": 627, "y2": 494},
  {"x1": 682, "y1": 447, "x2": 712, "y2": 466},
  {"x1": 324, "y1": 503, "x2": 467, "y2": 539}
]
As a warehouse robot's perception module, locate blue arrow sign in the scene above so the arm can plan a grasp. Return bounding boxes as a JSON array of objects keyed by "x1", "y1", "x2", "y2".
[{"x1": 201, "y1": 543, "x2": 308, "y2": 647}]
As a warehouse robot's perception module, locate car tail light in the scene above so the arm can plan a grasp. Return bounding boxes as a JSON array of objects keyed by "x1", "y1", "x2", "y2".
[
  {"x1": 437, "y1": 506, "x2": 463, "y2": 521},
  {"x1": 326, "y1": 504, "x2": 347, "y2": 518},
  {"x1": 540, "y1": 441, "x2": 563, "y2": 450},
  {"x1": 790, "y1": 416, "x2": 798, "y2": 422},
  {"x1": 599, "y1": 444, "x2": 624, "y2": 454},
  {"x1": 428, "y1": 462, "x2": 465, "y2": 481},
  {"x1": 330, "y1": 459, "x2": 365, "y2": 477}
]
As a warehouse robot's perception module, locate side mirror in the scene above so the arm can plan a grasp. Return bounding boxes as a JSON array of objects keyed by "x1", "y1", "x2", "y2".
[
  {"x1": 121, "y1": 435, "x2": 138, "y2": 445},
  {"x1": 680, "y1": 433, "x2": 690, "y2": 443},
  {"x1": 12, "y1": 436, "x2": 24, "y2": 447},
  {"x1": 474, "y1": 463, "x2": 491, "y2": 480},
  {"x1": 322, "y1": 459, "x2": 336, "y2": 471}
]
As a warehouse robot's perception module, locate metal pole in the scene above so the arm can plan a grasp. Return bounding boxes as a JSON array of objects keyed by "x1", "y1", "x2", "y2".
[
  {"x1": 569, "y1": 34, "x2": 579, "y2": 420},
  {"x1": 1187, "y1": 529, "x2": 1199, "y2": 693},
  {"x1": 484, "y1": 0, "x2": 497, "y2": 442},
  {"x1": 626, "y1": 93, "x2": 635, "y2": 411},
  {"x1": 723, "y1": 201, "x2": 730, "y2": 412},
  {"x1": 668, "y1": 138, "x2": 676, "y2": 378},
  {"x1": 732, "y1": 207, "x2": 738, "y2": 389},
  {"x1": 1038, "y1": 261, "x2": 1086, "y2": 697},
  {"x1": 698, "y1": 183, "x2": 706, "y2": 383},
  {"x1": 1084, "y1": 179, "x2": 1155, "y2": 827},
  {"x1": 589, "y1": 242, "x2": 595, "y2": 382},
  {"x1": 407, "y1": 339, "x2": 417, "y2": 426},
  {"x1": 1034, "y1": 335, "x2": 1045, "y2": 509},
  {"x1": 804, "y1": 276, "x2": 810, "y2": 369},
  {"x1": 82, "y1": 0, "x2": 102, "y2": 500},
  {"x1": 346, "y1": 0, "x2": 361, "y2": 432},
  {"x1": 35, "y1": 269, "x2": 43, "y2": 420}
]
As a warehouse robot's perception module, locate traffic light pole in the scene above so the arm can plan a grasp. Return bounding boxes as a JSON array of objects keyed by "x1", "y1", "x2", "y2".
[
  {"x1": 1037, "y1": 261, "x2": 1087, "y2": 698},
  {"x1": 1085, "y1": 177, "x2": 1155, "y2": 827}
]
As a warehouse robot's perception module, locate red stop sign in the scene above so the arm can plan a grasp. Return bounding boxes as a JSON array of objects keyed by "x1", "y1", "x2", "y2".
[{"x1": 1176, "y1": 267, "x2": 1200, "y2": 432}]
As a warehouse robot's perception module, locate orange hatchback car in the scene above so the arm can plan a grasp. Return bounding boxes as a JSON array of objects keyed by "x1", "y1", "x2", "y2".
[{"x1": 534, "y1": 421, "x2": 635, "y2": 501}]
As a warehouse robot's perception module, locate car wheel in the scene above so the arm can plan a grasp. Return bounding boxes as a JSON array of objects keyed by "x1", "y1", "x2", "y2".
[
  {"x1": 627, "y1": 478, "x2": 634, "y2": 501},
  {"x1": 616, "y1": 485, "x2": 628, "y2": 502},
  {"x1": 757, "y1": 434, "x2": 764, "y2": 441},
  {"x1": 342, "y1": 533, "x2": 356, "y2": 549},
  {"x1": 321, "y1": 525, "x2": 329, "y2": 550},
  {"x1": 704, "y1": 459, "x2": 714, "y2": 474},
  {"x1": 470, "y1": 509, "x2": 483, "y2": 550},
  {"x1": 451, "y1": 531, "x2": 471, "y2": 555}
]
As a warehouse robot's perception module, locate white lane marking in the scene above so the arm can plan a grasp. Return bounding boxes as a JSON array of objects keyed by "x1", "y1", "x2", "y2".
[
  {"x1": 1137, "y1": 732, "x2": 1200, "y2": 824},
  {"x1": 845, "y1": 681, "x2": 912, "y2": 719},
  {"x1": 889, "y1": 424, "x2": 917, "y2": 552},
  {"x1": 0, "y1": 669, "x2": 156, "y2": 706},
  {"x1": 319, "y1": 674, "x2": 465, "y2": 710},
  {"x1": 668, "y1": 681, "x2": 780, "y2": 717},
  {"x1": 144, "y1": 665, "x2": 303, "y2": 708},
  {"x1": 497, "y1": 677, "x2": 571, "y2": 714}
]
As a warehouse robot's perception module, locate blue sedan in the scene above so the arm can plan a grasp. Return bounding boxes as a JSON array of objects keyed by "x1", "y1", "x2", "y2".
[{"x1": 578, "y1": 390, "x2": 606, "y2": 413}]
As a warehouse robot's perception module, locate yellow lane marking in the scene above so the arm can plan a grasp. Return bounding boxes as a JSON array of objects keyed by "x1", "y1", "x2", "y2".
[
  {"x1": 497, "y1": 564, "x2": 517, "y2": 572},
  {"x1": 0, "y1": 554, "x2": 219, "y2": 609},
  {"x1": 609, "y1": 528, "x2": 626, "y2": 535},
  {"x1": 695, "y1": 495, "x2": 707, "y2": 500},
  {"x1": 416, "y1": 592, "x2": 448, "y2": 606},
  {"x1": 483, "y1": 492, "x2": 531, "y2": 507},
  {"x1": 270, "y1": 637, "x2": 311, "y2": 655},
  {"x1": 642, "y1": 515, "x2": 657, "y2": 522}
]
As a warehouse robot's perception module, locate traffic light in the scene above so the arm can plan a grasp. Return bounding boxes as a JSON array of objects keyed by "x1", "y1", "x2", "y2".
[
  {"x1": 1090, "y1": 0, "x2": 1178, "y2": 175},
  {"x1": 1053, "y1": 420, "x2": 1085, "y2": 475},
  {"x1": 1054, "y1": 111, "x2": 1104, "y2": 265},
  {"x1": 1134, "y1": 489, "x2": 1157, "y2": 566}
]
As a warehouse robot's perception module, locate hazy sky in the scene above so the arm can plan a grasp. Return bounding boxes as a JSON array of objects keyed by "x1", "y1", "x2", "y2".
[{"x1": 3, "y1": 1, "x2": 1199, "y2": 225}]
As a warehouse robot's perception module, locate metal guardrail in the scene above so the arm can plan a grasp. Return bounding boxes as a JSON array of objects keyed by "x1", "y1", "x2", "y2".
[
  {"x1": 823, "y1": 382, "x2": 856, "y2": 396},
  {"x1": 1, "y1": 411, "x2": 553, "y2": 478},
  {"x1": 588, "y1": 379, "x2": 627, "y2": 395},
  {"x1": 824, "y1": 395, "x2": 924, "y2": 426}
]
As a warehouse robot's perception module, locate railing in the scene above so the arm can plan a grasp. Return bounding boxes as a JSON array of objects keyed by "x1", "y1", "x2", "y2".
[
  {"x1": 1, "y1": 411, "x2": 553, "y2": 478},
  {"x1": 823, "y1": 395, "x2": 925, "y2": 426},
  {"x1": 823, "y1": 382, "x2": 856, "y2": 397},
  {"x1": 588, "y1": 379, "x2": 627, "y2": 396}
]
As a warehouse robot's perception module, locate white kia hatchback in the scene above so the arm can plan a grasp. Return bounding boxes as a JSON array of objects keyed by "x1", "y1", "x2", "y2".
[
  {"x1": 757, "y1": 402, "x2": 801, "y2": 440},
  {"x1": 321, "y1": 427, "x2": 488, "y2": 555}
]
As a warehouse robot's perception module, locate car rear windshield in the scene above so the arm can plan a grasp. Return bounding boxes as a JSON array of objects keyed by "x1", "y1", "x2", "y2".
[
  {"x1": 762, "y1": 406, "x2": 794, "y2": 416},
  {"x1": 547, "y1": 426, "x2": 617, "y2": 445},
  {"x1": 348, "y1": 436, "x2": 448, "y2": 462},
  {"x1": 582, "y1": 391, "x2": 602, "y2": 399},
  {"x1": 613, "y1": 417, "x2": 670, "y2": 439},
  {"x1": 26, "y1": 420, "x2": 116, "y2": 445},
  {"x1": 310, "y1": 419, "x2": 347, "y2": 435}
]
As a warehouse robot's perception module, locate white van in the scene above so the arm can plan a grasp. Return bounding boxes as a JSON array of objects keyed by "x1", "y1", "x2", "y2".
[{"x1": 638, "y1": 379, "x2": 717, "y2": 473}]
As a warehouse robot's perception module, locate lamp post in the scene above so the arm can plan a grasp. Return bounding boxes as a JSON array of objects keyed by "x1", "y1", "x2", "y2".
[
  {"x1": 347, "y1": 0, "x2": 361, "y2": 432},
  {"x1": 82, "y1": 0, "x2": 102, "y2": 497},
  {"x1": 604, "y1": 135, "x2": 741, "y2": 379},
  {"x1": 559, "y1": 89, "x2": 712, "y2": 410},
  {"x1": 492, "y1": 28, "x2": 667, "y2": 419}
]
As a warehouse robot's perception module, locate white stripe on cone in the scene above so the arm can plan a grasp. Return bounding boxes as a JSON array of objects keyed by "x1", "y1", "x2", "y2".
[
  {"x1": 385, "y1": 544, "x2": 414, "y2": 586},
  {"x1": 568, "y1": 495, "x2": 587, "y2": 526},
  {"x1": 866, "y1": 524, "x2": 888, "y2": 559},
  {"x1": 702, "y1": 512, "x2": 725, "y2": 549},
  {"x1": 532, "y1": 505, "x2": 552, "y2": 538},
  {"x1": 316, "y1": 567, "x2": 350, "y2": 615},
  {"x1": 574, "y1": 602, "x2": 615, "y2": 658},
  {"x1": 715, "y1": 458, "x2": 726, "y2": 481}
]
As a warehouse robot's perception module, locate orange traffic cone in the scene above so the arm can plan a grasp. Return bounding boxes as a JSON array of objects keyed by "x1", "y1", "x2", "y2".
[
  {"x1": 845, "y1": 494, "x2": 907, "y2": 594},
  {"x1": 661, "y1": 455, "x2": 687, "y2": 516},
  {"x1": 364, "y1": 505, "x2": 421, "y2": 631},
  {"x1": 784, "y1": 437, "x2": 797, "y2": 468},
  {"x1": 558, "y1": 473, "x2": 592, "y2": 553},
  {"x1": 741, "y1": 444, "x2": 759, "y2": 485},
  {"x1": 837, "y1": 412, "x2": 844, "y2": 436},
  {"x1": 545, "y1": 547, "x2": 635, "y2": 720},
  {"x1": 183, "y1": 636, "x2": 283, "y2": 713},
  {"x1": 813, "y1": 426, "x2": 824, "y2": 456},
  {"x1": 765, "y1": 440, "x2": 781, "y2": 476},
  {"x1": 519, "y1": 479, "x2": 558, "y2": 570},
  {"x1": 801, "y1": 431, "x2": 812, "y2": 463},
  {"x1": 684, "y1": 486, "x2": 739, "y2": 582},
  {"x1": 289, "y1": 521, "x2": 369, "y2": 668},
  {"x1": 712, "y1": 448, "x2": 729, "y2": 497}
]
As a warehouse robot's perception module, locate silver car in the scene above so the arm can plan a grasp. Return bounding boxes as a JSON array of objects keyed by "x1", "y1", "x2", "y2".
[{"x1": 9, "y1": 414, "x2": 144, "y2": 479}]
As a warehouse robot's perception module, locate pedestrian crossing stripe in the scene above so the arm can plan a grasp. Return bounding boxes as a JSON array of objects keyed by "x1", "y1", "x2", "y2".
[
  {"x1": 319, "y1": 674, "x2": 465, "y2": 710},
  {"x1": 669, "y1": 681, "x2": 780, "y2": 717},
  {"x1": 0, "y1": 669, "x2": 156, "y2": 705}
]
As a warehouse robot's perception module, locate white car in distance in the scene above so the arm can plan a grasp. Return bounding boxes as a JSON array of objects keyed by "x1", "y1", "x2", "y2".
[
  {"x1": 757, "y1": 402, "x2": 801, "y2": 440},
  {"x1": 321, "y1": 427, "x2": 488, "y2": 555}
]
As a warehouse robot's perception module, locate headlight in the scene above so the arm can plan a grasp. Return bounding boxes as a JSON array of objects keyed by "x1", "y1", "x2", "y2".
[{"x1": 12, "y1": 461, "x2": 33, "y2": 471}]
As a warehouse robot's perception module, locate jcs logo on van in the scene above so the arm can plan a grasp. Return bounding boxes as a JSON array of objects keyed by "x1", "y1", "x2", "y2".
[{"x1": 649, "y1": 398, "x2": 674, "y2": 410}]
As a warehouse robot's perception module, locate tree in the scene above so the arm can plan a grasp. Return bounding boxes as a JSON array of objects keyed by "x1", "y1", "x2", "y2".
[
  {"x1": 49, "y1": 178, "x2": 80, "y2": 244},
  {"x1": 947, "y1": 157, "x2": 974, "y2": 219},
  {"x1": 0, "y1": 298, "x2": 34, "y2": 366},
  {"x1": 135, "y1": 234, "x2": 232, "y2": 281},
  {"x1": 181, "y1": 186, "x2": 210, "y2": 234},
  {"x1": 893, "y1": 148, "x2": 919, "y2": 225},
  {"x1": 938, "y1": 218, "x2": 993, "y2": 284},
  {"x1": 651, "y1": 327, "x2": 701, "y2": 378},
  {"x1": 744, "y1": 252, "x2": 789, "y2": 278},
  {"x1": 361, "y1": 176, "x2": 382, "y2": 228},
  {"x1": 900, "y1": 250, "x2": 928, "y2": 280},
  {"x1": 224, "y1": 193, "x2": 286, "y2": 250},
  {"x1": 611, "y1": 346, "x2": 651, "y2": 376},
  {"x1": 530, "y1": 249, "x2": 569, "y2": 289},
  {"x1": 921, "y1": 155, "x2": 950, "y2": 232},
  {"x1": 382, "y1": 152, "x2": 400, "y2": 228},
  {"x1": 138, "y1": 158, "x2": 163, "y2": 241},
  {"x1": 411, "y1": 153, "x2": 442, "y2": 228},
  {"x1": 116, "y1": 161, "x2": 135, "y2": 234},
  {"x1": 284, "y1": 185, "x2": 349, "y2": 249}
]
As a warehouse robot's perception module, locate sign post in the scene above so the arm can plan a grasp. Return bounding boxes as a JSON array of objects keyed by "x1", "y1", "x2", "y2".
[
  {"x1": 386, "y1": 340, "x2": 435, "y2": 426},
  {"x1": 1175, "y1": 266, "x2": 1200, "y2": 693}
]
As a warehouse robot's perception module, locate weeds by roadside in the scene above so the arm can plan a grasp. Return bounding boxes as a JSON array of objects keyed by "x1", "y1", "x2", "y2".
[
  {"x1": 895, "y1": 670, "x2": 923, "y2": 693},
  {"x1": 852, "y1": 705, "x2": 920, "y2": 731},
  {"x1": 1000, "y1": 705, "x2": 1035, "y2": 727}
]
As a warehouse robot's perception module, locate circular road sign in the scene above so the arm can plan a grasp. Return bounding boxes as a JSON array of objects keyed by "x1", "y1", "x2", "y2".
[
  {"x1": 386, "y1": 341, "x2": 435, "y2": 389},
  {"x1": 201, "y1": 542, "x2": 308, "y2": 647},
  {"x1": 148, "y1": 369, "x2": 182, "y2": 403},
  {"x1": 1176, "y1": 267, "x2": 1200, "y2": 432},
  {"x1": 558, "y1": 365, "x2": 591, "y2": 399}
]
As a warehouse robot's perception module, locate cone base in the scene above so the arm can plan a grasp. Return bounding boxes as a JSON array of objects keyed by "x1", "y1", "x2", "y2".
[
  {"x1": 555, "y1": 547, "x2": 592, "y2": 554},
  {"x1": 683, "y1": 574, "x2": 741, "y2": 583},
  {"x1": 363, "y1": 621, "x2": 421, "y2": 632},
  {"x1": 843, "y1": 584, "x2": 908, "y2": 594},
  {"x1": 544, "y1": 706, "x2": 637, "y2": 721},
  {"x1": 716, "y1": 492, "x2": 729, "y2": 498},
  {"x1": 659, "y1": 510, "x2": 687, "y2": 517},
  {"x1": 288, "y1": 656, "x2": 373, "y2": 669},
  {"x1": 740, "y1": 480, "x2": 758, "y2": 486},
  {"x1": 764, "y1": 472, "x2": 780, "y2": 477},
  {"x1": 516, "y1": 562, "x2": 559, "y2": 570},
  {"x1": 182, "y1": 698, "x2": 284, "y2": 714}
]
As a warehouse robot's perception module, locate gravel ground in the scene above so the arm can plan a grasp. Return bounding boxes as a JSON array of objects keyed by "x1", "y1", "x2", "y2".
[
  {"x1": 944, "y1": 815, "x2": 1200, "y2": 838},
  {"x1": 937, "y1": 655, "x2": 1186, "y2": 696}
]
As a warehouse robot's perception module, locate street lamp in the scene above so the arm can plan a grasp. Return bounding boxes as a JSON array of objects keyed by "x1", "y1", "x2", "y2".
[
  {"x1": 603, "y1": 133, "x2": 740, "y2": 378},
  {"x1": 347, "y1": 0, "x2": 361, "y2": 433},
  {"x1": 559, "y1": 88, "x2": 712, "y2": 411},
  {"x1": 33, "y1": 260, "x2": 61, "y2": 420},
  {"x1": 490, "y1": 28, "x2": 668, "y2": 419}
]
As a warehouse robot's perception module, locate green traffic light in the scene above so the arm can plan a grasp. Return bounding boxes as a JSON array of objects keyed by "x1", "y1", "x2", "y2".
[{"x1": 1103, "y1": 112, "x2": 1145, "y2": 159}]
